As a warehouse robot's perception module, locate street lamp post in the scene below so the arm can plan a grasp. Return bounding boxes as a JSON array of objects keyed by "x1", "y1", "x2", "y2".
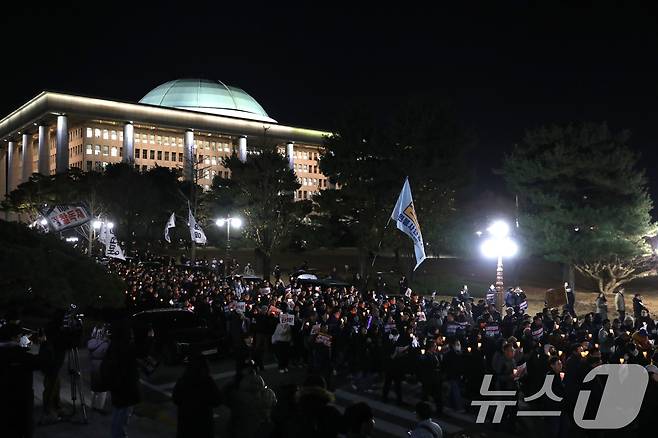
[
  {"x1": 215, "y1": 216, "x2": 242, "y2": 257},
  {"x1": 481, "y1": 220, "x2": 518, "y2": 312}
]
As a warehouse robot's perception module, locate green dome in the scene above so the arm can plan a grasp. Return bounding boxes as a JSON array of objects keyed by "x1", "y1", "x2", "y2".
[{"x1": 139, "y1": 79, "x2": 276, "y2": 123}]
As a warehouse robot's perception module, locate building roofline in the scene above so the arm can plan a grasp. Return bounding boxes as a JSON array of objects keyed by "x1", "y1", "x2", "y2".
[{"x1": 0, "y1": 91, "x2": 332, "y2": 145}]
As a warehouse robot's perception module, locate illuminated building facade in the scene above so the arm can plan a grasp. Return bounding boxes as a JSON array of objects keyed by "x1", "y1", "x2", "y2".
[{"x1": 0, "y1": 79, "x2": 331, "y2": 201}]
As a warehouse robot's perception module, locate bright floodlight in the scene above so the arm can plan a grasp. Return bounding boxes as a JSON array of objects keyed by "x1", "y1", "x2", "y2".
[
  {"x1": 487, "y1": 220, "x2": 510, "y2": 238},
  {"x1": 481, "y1": 237, "x2": 518, "y2": 258},
  {"x1": 92, "y1": 220, "x2": 102, "y2": 229},
  {"x1": 107, "y1": 222, "x2": 114, "y2": 230},
  {"x1": 215, "y1": 218, "x2": 226, "y2": 227},
  {"x1": 231, "y1": 218, "x2": 242, "y2": 229},
  {"x1": 39, "y1": 218, "x2": 48, "y2": 226}
]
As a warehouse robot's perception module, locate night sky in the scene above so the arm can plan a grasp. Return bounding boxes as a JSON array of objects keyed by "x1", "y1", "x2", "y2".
[{"x1": 3, "y1": 1, "x2": 658, "y2": 196}]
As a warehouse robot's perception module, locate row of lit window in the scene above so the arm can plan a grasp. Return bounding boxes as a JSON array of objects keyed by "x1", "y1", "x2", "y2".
[
  {"x1": 294, "y1": 190, "x2": 320, "y2": 200},
  {"x1": 301, "y1": 177, "x2": 328, "y2": 188},
  {"x1": 87, "y1": 128, "x2": 124, "y2": 141},
  {"x1": 295, "y1": 163, "x2": 320, "y2": 173},
  {"x1": 136, "y1": 148, "x2": 182, "y2": 162},
  {"x1": 86, "y1": 127, "x2": 232, "y2": 152},
  {"x1": 86, "y1": 144, "x2": 121, "y2": 157},
  {"x1": 294, "y1": 150, "x2": 319, "y2": 160}
]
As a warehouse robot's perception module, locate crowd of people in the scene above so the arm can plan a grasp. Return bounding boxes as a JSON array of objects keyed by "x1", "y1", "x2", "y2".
[{"x1": 2, "y1": 252, "x2": 658, "y2": 438}]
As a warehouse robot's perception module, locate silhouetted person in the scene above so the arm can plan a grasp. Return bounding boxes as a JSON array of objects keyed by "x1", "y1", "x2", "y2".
[{"x1": 173, "y1": 355, "x2": 221, "y2": 438}]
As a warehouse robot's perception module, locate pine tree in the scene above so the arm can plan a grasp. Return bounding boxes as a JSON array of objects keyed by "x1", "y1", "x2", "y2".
[{"x1": 503, "y1": 123, "x2": 658, "y2": 293}]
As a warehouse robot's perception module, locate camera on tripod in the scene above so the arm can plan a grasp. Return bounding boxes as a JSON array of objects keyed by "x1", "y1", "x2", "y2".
[{"x1": 60, "y1": 304, "x2": 84, "y2": 349}]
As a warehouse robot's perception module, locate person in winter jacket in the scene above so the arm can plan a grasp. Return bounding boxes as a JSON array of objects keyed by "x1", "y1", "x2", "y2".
[
  {"x1": 87, "y1": 325, "x2": 111, "y2": 413},
  {"x1": 271, "y1": 320, "x2": 292, "y2": 372},
  {"x1": 615, "y1": 289, "x2": 626, "y2": 321},
  {"x1": 633, "y1": 294, "x2": 647, "y2": 319},
  {"x1": 409, "y1": 401, "x2": 443, "y2": 438},
  {"x1": 172, "y1": 355, "x2": 221, "y2": 438},
  {"x1": 229, "y1": 370, "x2": 277, "y2": 438},
  {"x1": 595, "y1": 293, "x2": 608, "y2": 322},
  {"x1": 289, "y1": 375, "x2": 344, "y2": 438},
  {"x1": 104, "y1": 320, "x2": 141, "y2": 438}
]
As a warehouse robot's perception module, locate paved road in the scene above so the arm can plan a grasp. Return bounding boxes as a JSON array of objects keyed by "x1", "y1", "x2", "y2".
[{"x1": 31, "y1": 349, "x2": 513, "y2": 438}]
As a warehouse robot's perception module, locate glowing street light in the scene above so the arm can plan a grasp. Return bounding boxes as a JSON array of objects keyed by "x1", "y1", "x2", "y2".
[
  {"x1": 481, "y1": 220, "x2": 518, "y2": 311},
  {"x1": 92, "y1": 220, "x2": 102, "y2": 229},
  {"x1": 215, "y1": 216, "x2": 242, "y2": 255}
]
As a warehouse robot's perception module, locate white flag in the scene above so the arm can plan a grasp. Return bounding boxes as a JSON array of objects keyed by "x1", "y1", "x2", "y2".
[
  {"x1": 97, "y1": 223, "x2": 109, "y2": 246},
  {"x1": 100, "y1": 223, "x2": 126, "y2": 260},
  {"x1": 164, "y1": 213, "x2": 176, "y2": 243},
  {"x1": 188, "y1": 209, "x2": 207, "y2": 244},
  {"x1": 390, "y1": 177, "x2": 426, "y2": 270}
]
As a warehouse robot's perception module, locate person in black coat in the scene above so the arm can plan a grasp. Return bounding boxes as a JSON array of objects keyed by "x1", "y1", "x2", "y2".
[
  {"x1": 173, "y1": 355, "x2": 221, "y2": 438},
  {"x1": 104, "y1": 320, "x2": 141, "y2": 438},
  {"x1": 417, "y1": 342, "x2": 443, "y2": 415},
  {"x1": 0, "y1": 323, "x2": 42, "y2": 438}
]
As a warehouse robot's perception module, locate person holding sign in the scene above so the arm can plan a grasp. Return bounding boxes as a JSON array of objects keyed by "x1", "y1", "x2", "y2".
[{"x1": 272, "y1": 316, "x2": 293, "y2": 373}]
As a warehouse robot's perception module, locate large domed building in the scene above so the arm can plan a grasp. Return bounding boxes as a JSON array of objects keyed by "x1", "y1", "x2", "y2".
[
  {"x1": 0, "y1": 78, "x2": 330, "y2": 200},
  {"x1": 140, "y1": 79, "x2": 277, "y2": 123}
]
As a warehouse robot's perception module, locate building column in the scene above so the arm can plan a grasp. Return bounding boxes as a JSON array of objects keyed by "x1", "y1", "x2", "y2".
[
  {"x1": 238, "y1": 135, "x2": 247, "y2": 163},
  {"x1": 55, "y1": 115, "x2": 69, "y2": 174},
  {"x1": 123, "y1": 122, "x2": 134, "y2": 165},
  {"x1": 22, "y1": 133, "x2": 32, "y2": 182},
  {"x1": 7, "y1": 141, "x2": 15, "y2": 193},
  {"x1": 286, "y1": 141, "x2": 294, "y2": 170},
  {"x1": 38, "y1": 125, "x2": 49, "y2": 175},
  {"x1": 1, "y1": 144, "x2": 7, "y2": 198},
  {"x1": 184, "y1": 130, "x2": 194, "y2": 181}
]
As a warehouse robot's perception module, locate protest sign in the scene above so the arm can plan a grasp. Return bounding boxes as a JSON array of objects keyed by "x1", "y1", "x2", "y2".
[{"x1": 280, "y1": 313, "x2": 295, "y2": 326}]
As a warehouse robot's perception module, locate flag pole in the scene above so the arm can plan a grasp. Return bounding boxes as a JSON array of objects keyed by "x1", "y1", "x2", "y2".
[{"x1": 371, "y1": 216, "x2": 393, "y2": 268}]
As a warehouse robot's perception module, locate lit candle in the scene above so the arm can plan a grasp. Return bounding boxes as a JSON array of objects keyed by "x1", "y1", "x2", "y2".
[
  {"x1": 559, "y1": 372, "x2": 565, "y2": 380},
  {"x1": 516, "y1": 341, "x2": 521, "y2": 348},
  {"x1": 594, "y1": 343, "x2": 599, "y2": 349},
  {"x1": 437, "y1": 346, "x2": 442, "y2": 352},
  {"x1": 620, "y1": 357, "x2": 625, "y2": 364},
  {"x1": 420, "y1": 349, "x2": 425, "y2": 355},
  {"x1": 588, "y1": 333, "x2": 592, "y2": 339},
  {"x1": 513, "y1": 368, "x2": 518, "y2": 376},
  {"x1": 580, "y1": 351, "x2": 588, "y2": 358},
  {"x1": 555, "y1": 324, "x2": 560, "y2": 330},
  {"x1": 467, "y1": 347, "x2": 472, "y2": 353},
  {"x1": 643, "y1": 351, "x2": 648, "y2": 358},
  {"x1": 477, "y1": 342, "x2": 482, "y2": 349},
  {"x1": 609, "y1": 329, "x2": 614, "y2": 335},
  {"x1": 558, "y1": 350, "x2": 563, "y2": 356}
]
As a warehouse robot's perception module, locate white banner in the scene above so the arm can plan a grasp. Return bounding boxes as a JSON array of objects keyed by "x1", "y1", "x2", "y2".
[
  {"x1": 164, "y1": 212, "x2": 176, "y2": 243},
  {"x1": 100, "y1": 223, "x2": 126, "y2": 260},
  {"x1": 45, "y1": 204, "x2": 91, "y2": 232},
  {"x1": 188, "y1": 209, "x2": 207, "y2": 244},
  {"x1": 390, "y1": 178, "x2": 426, "y2": 270}
]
